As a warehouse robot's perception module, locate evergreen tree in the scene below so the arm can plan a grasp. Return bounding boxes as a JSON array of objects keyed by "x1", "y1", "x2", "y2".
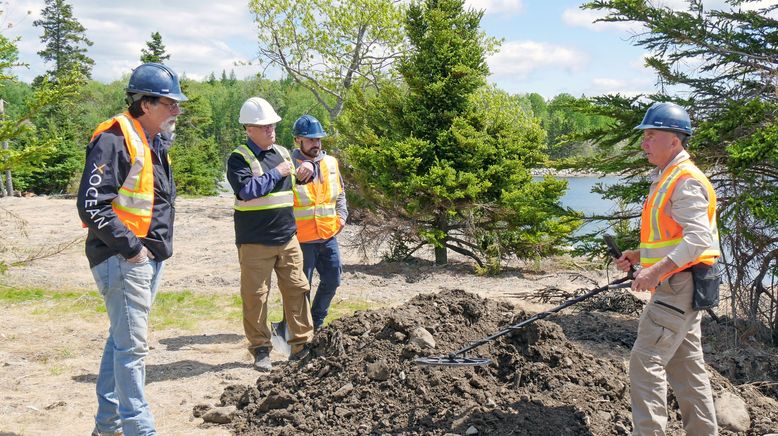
[
  {"x1": 169, "y1": 81, "x2": 222, "y2": 195},
  {"x1": 340, "y1": 0, "x2": 578, "y2": 267},
  {"x1": 33, "y1": 0, "x2": 94, "y2": 79},
  {"x1": 140, "y1": 31, "x2": 170, "y2": 63}
]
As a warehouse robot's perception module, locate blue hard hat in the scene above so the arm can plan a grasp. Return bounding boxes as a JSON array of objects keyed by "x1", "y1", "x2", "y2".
[
  {"x1": 634, "y1": 102, "x2": 692, "y2": 136},
  {"x1": 292, "y1": 115, "x2": 327, "y2": 138},
  {"x1": 126, "y1": 63, "x2": 188, "y2": 102}
]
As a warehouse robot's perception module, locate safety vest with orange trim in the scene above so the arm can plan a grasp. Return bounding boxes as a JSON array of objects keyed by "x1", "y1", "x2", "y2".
[
  {"x1": 293, "y1": 155, "x2": 343, "y2": 243},
  {"x1": 640, "y1": 159, "x2": 720, "y2": 282},
  {"x1": 231, "y1": 144, "x2": 295, "y2": 211},
  {"x1": 87, "y1": 113, "x2": 155, "y2": 237}
]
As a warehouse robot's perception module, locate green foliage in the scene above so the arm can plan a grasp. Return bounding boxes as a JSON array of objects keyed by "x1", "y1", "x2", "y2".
[
  {"x1": 340, "y1": 0, "x2": 578, "y2": 267},
  {"x1": 580, "y1": 0, "x2": 778, "y2": 343},
  {"x1": 250, "y1": 0, "x2": 406, "y2": 123},
  {"x1": 520, "y1": 93, "x2": 614, "y2": 160},
  {"x1": 1, "y1": 70, "x2": 84, "y2": 187},
  {"x1": 140, "y1": 32, "x2": 170, "y2": 63},
  {"x1": 33, "y1": 0, "x2": 94, "y2": 80},
  {"x1": 169, "y1": 81, "x2": 222, "y2": 195}
]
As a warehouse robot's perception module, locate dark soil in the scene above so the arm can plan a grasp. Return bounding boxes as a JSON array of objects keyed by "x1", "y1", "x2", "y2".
[{"x1": 206, "y1": 289, "x2": 778, "y2": 435}]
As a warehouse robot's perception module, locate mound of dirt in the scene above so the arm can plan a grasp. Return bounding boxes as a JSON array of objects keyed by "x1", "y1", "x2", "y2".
[{"x1": 205, "y1": 289, "x2": 778, "y2": 435}]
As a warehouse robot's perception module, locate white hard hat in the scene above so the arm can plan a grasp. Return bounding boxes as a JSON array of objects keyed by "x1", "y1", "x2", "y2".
[{"x1": 239, "y1": 97, "x2": 281, "y2": 125}]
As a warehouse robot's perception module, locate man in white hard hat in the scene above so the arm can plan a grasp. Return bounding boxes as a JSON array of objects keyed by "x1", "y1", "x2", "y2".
[{"x1": 226, "y1": 97, "x2": 315, "y2": 371}]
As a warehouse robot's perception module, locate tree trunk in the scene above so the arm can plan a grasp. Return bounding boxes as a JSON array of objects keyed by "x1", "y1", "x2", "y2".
[
  {"x1": 0, "y1": 99, "x2": 10, "y2": 197},
  {"x1": 434, "y1": 212, "x2": 448, "y2": 266}
]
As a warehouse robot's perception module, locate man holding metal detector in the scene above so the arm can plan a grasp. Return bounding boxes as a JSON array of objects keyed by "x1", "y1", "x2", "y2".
[{"x1": 615, "y1": 102, "x2": 720, "y2": 435}]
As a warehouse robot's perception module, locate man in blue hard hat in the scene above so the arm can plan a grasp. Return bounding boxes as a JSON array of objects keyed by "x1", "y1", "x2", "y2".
[
  {"x1": 77, "y1": 62, "x2": 187, "y2": 436},
  {"x1": 615, "y1": 102, "x2": 719, "y2": 434},
  {"x1": 290, "y1": 115, "x2": 348, "y2": 331}
]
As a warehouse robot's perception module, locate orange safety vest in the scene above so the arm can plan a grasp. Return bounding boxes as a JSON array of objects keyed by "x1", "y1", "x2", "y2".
[
  {"x1": 85, "y1": 113, "x2": 155, "y2": 237},
  {"x1": 640, "y1": 159, "x2": 720, "y2": 282},
  {"x1": 293, "y1": 155, "x2": 343, "y2": 243},
  {"x1": 231, "y1": 144, "x2": 295, "y2": 211}
]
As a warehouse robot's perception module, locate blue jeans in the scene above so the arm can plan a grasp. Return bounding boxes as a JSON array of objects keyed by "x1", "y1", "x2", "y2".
[
  {"x1": 300, "y1": 238, "x2": 342, "y2": 329},
  {"x1": 91, "y1": 254, "x2": 164, "y2": 436}
]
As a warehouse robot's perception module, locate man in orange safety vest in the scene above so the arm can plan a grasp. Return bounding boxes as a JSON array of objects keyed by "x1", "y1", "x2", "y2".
[{"x1": 615, "y1": 102, "x2": 719, "y2": 435}]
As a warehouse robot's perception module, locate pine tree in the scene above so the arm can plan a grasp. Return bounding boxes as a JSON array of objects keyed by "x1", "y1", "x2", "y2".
[
  {"x1": 340, "y1": 0, "x2": 577, "y2": 267},
  {"x1": 140, "y1": 31, "x2": 170, "y2": 63},
  {"x1": 33, "y1": 0, "x2": 94, "y2": 79}
]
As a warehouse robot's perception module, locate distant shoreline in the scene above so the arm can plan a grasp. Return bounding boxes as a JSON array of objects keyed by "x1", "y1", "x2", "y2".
[{"x1": 531, "y1": 168, "x2": 612, "y2": 178}]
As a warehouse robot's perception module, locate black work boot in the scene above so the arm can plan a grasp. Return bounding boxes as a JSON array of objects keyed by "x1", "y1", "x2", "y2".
[
  {"x1": 288, "y1": 343, "x2": 311, "y2": 362},
  {"x1": 253, "y1": 347, "x2": 272, "y2": 372}
]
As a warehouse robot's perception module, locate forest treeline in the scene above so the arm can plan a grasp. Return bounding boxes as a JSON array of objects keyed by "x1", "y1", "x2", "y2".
[{"x1": 1, "y1": 0, "x2": 775, "y2": 345}]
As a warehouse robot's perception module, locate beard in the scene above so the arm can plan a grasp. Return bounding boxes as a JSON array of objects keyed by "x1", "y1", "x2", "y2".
[
  {"x1": 303, "y1": 146, "x2": 321, "y2": 158},
  {"x1": 161, "y1": 116, "x2": 177, "y2": 137}
]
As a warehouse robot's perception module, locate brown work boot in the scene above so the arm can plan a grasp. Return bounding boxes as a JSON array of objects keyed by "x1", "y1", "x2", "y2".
[{"x1": 288, "y1": 343, "x2": 311, "y2": 362}]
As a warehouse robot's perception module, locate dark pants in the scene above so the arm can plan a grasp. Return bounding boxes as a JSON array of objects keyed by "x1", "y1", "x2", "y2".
[{"x1": 300, "y1": 237, "x2": 342, "y2": 328}]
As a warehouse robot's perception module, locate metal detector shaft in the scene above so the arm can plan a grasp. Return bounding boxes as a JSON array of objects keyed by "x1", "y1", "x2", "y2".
[{"x1": 446, "y1": 276, "x2": 632, "y2": 360}]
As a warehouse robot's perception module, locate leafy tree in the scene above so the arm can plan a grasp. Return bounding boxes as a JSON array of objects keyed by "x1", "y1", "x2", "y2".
[
  {"x1": 340, "y1": 0, "x2": 578, "y2": 267},
  {"x1": 140, "y1": 31, "x2": 170, "y2": 63},
  {"x1": 249, "y1": 0, "x2": 406, "y2": 123},
  {"x1": 576, "y1": 0, "x2": 778, "y2": 345},
  {"x1": 544, "y1": 94, "x2": 612, "y2": 159},
  {"x1": 33, "y1": 0, "x2": 94, "y2": 79}
]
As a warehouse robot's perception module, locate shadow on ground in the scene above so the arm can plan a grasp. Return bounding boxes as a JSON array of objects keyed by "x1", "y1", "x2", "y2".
[
  {"x1": 73, "y1": 360, "x2": 247, "y2": 384},
  {"x1": 343, "y1": 258, "x2": 529, "y2": 283},
  {"x1": 158, "y1": 333, "x2": 244, "y2": 351}
]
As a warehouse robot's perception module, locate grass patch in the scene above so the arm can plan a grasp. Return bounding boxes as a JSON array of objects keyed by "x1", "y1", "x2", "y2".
[
  {"x1": 325, "y1": 298, "x2": 376, "y2": 325},
  {"x1": 2, "y1": 287, "x2": 242, "y2": 330},
  {"x1": 0, "y1": 287, "x2": 48, "y2": 303},
  {"x1": 153, "y1": 290, "x2": 241, "y2": 330},
  {"x1": 2, "y1": 286, "x2": 379, "y2": 330}
]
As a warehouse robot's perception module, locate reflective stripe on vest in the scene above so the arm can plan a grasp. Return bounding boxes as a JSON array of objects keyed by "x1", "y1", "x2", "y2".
[
  {"x1": 88, "y1": 113, "x2": 155, "y2": 237},
  {"x1": 232, "y1": 144, "x2": 295, "y2": 211},
  {"x1": 640, "y1": 159, "x2": 720, "y2": 281},
  {"x1": 293, "y1": 155, "x2": 343, "y2": 242}
]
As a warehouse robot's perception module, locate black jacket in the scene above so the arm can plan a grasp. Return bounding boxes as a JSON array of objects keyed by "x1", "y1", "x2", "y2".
[
  {"x1": 76, "y1": 123, "x2": 176, "y2": 268},
  {"x1": 226, "y1": 143, "x2": 296, "y2": 246}
]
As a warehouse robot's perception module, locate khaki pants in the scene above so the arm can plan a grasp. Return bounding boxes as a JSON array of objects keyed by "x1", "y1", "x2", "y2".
[
  {"x1": 238, "y1": 238, "x2": 313, "y2": 355},
  {"x1": 630, "y1": 271, "x2": 717, "y2": 435}
]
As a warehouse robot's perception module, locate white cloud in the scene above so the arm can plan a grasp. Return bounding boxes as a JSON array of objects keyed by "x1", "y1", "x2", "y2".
[
  {"x1": 561, "y1": 7, "x2": 645, "y2": 33},
  {"x1": 465, "y1": 0, "x2": 524, "y2": 14},
  {"x1": 588, "y1": 76, "x2": 656, "y2": 97},
  {"x1": 5, "y1": 0, "x2": 261, "y2": 83},
  {"x1": 488, "y1": 41, "x2": 588, "y2": 79}
]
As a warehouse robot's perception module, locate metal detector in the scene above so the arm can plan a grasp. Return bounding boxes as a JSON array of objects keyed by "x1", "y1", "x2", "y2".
[{"x1": 415, "y1": 235, "x2": 633, "y2": 367}]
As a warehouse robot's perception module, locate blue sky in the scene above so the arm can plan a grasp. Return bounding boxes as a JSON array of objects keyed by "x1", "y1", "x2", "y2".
[{"x1": 2, "y1": 0, "x2": 773, "y2": 99}]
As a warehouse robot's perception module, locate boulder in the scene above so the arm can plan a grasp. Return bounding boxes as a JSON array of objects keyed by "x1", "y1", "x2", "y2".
[{"x1": 714, "y1": 391, "x2": 750, "y2": 432}]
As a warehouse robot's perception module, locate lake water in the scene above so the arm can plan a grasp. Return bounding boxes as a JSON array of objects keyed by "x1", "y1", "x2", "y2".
[{"x1": 534, "y1": 175, "x2": 624, "y2": 235}]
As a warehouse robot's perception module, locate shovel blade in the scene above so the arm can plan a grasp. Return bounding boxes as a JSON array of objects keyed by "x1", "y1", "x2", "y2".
[{"x1": 271, "y1": 320, "x2": 291, "y2": 356}]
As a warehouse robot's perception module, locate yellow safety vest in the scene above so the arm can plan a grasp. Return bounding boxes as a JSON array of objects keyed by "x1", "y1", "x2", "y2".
[
  {"x1": 293, "y1": 155, "x2": 343, "y2": 243},
  {"x1": 88, "y1": 113, "x2": 155, "y2": 237},
  {"x1": 231, "y1": 144, "x2": 295, "y2": 211},
  {"x1": 640, "y1": 159, "x2": 720, "y2": 281}
]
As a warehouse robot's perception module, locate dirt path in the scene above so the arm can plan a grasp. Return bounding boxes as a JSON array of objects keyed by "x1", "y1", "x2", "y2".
[{"x1": 0, "y1": 196, "x2": 604, "y2": 435}]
